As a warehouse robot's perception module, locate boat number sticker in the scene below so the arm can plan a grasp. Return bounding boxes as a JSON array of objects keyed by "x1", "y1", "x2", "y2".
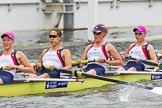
[
  {"x1": 45, "y1": 81, "x2": 68, "y2": 89},
  {"x1": 151, "y1": 74, "x2": 162, "y2": 80}
]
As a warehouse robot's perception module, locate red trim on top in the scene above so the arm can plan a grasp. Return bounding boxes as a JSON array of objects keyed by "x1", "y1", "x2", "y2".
[
  {"x1": 45, "y1": 49, "x2": 48, "y2": 54},
  {"x1": 129, "y1": 44, "x2": 136, "y2": 52},
  {"x1": 11, "y1": 53, "x2": 17, "y2": 65},
  {"x1": 56, "y1": 50, "x2": 65, "y2": 67},
  {"x1": 101, "y1": 44, "x2": 108, "y2": 60},
  {"x1": 86, "y1": 44, "x2": 93, "y2": 54},
  {"x1": 142, "y1": 45, "x2": 149, "y2": 60},
  {"x1": 86, "y1": 45, "x2": 93, "y2": 59}
]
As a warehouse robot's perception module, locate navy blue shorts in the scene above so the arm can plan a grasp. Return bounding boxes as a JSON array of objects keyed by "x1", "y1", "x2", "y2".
[
  {"x1": 123, "y1": 61, "x2": 145, "y2": 71},
  {"x1": 0, "y1": 71, "x2": 14, "y2": 84},
  {"x1": 35, "y1": 68, "x2": 60, "y2": 78},
  {"x1": 83, "y1": 64, "x2": 105, "y2": 76}
]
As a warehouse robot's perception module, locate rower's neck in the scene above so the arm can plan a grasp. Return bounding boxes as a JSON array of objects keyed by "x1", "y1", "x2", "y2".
[
  {"x1": 94, "y1": 41, "x2": 104, "y2": 47},
  {"x1": 136, "y1": 41, "x2": 147, "y2": 46},
  {"x1": 3, "y1": 49, "x2": 13, "y2": 55},
  {"x1": 51, "y1": 44, "x2": 62, "y2": 50}
]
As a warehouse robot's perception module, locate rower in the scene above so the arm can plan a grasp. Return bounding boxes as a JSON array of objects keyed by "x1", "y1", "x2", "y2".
[
  {"x1": 75, "y1": 24, "x2": 123, "y2": 76},
  {"x1": 117, "y1": 25, "x2": 158, "y2": 72},
  {"x1": 0, "y1": 32, "x2": 34, "y2": 84},
  {"x1": 28, "y1": 28, "x2": 72, "y2": 78}
]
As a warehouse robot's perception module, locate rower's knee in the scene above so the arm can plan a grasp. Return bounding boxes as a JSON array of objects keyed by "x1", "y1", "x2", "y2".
[
  {"x1": 86, "y1": 69, "x2": 96, "y2": 75},
  {"x1": 117, "y1": 67, "x2": 126, "y2": 71},
  {"x1": 38, "y1": 73, "x2": 50, "y2": 78},
  {"x1": 28, "y1": 74, "x2": 38, "y2": 78},
  {"x1": 0, "y1": 79, "x2": 3, "y2": 84},
  {"x1": 127, "y1": 67, "x2": 137, "y2": 71}
]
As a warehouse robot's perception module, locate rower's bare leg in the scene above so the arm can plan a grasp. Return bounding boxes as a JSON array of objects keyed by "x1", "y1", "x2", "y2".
[
  {"x1": 38, "y1": 73, "x2": 50, "y2": 78},
  {"x1": 0, "y1": 79, "x2": 3, "y2": 84},
  {"x1": 127, "y1": 67, "x2": 137, "y2": 71},
  {"x1": 116, "y1": 67, "x2": 126, "y2": 71},
  {"x1": 28, "y1": 74, "x2": 39, "y2": 78},
  {"x1": 86, "y1": 69, "x2": 96, "y2": 75}
]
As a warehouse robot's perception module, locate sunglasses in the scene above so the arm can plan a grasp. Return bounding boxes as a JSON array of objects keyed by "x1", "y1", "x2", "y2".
[
  {"x1": 93, "y1": 32, "x2": 102, "y2": 35},
  {"x1": 135, "y1": 32, "x2": 142, "y2": 36},
  {"x1": 49, "y1": 35, "x2": 58, "y2": 38}
]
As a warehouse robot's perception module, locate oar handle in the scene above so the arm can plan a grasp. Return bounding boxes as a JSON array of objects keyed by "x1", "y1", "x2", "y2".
[
  {"x1": 72, "y1": 60, "x2": 88, "y2": 65},
  {"x1": 130, "y1": 56, "x2": 162, "y2": 69},
  {"x1": 42, "y1": 65, "x2": 55, "y2": 71},
  {"x1": 0, "y1": 66, "x2": 7, "y2": 70},
  {"x1": 72, "y1": 59, "x2": 98, "y2": 65}
]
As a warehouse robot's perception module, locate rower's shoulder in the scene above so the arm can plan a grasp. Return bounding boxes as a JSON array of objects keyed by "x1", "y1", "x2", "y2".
[
  {"x1": 85, "y1": 44, "x2": 93, "y2": 49},
  {"x1": 147, "y1": 43, "x2": 155, "y2": 49},
  {"x1": 105, "y1": 42, "x2": 116, "y2": 48},
  {"x1": 62, "y1": 48, "x2": 71, "y2": 54},
  {"x1": 42, "y1": 49, "x2": 49, "y2": 53},
  {"x1": 16, "y1": 50, "x2": 26, "y2": 55}
]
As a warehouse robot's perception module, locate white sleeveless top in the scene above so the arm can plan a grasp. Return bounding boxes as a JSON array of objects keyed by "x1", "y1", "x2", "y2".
[
  {"x1": 87, "y1": 44, "x2": 107, "y2": 67},
  {"x1": 0, "y1": 54, "x2": 16, "y2": 75},
  {"x1": 42, "y1": 50, "x2": 63, "y2": 69},
  {"x1": 129, "y1": 45, "x2": 148, "y2": 60}
]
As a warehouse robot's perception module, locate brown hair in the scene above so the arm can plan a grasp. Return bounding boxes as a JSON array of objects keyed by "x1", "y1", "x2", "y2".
[
  {"x1": 103, "y1": 26, "x2": 108, "y2": 34},
  {"x1": 49, "y1": 28, "x2": 62, "y2": 37}
]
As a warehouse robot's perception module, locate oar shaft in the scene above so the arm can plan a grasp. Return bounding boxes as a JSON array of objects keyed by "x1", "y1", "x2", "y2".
[
  {"x1": 56, "y1": 69, "x2": 154, "y2": 90},
  {"x1": 81, "y1": 72, "x2": 153, "y2": 90},
  {"x1": 130, "y1": 57, "x2": 159, "y2": 67}
]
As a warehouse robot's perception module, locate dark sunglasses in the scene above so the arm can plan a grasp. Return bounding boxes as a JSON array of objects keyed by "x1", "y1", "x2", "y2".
[
  {"x1": 93, "y1": 32, "x2": 102, "y2": 35},
  {"x1": 49, "y1": 35, "x2": 58, "y2": 38},
  {"x1": 135, "y1": 32, "x2": 142, "y2": 36}
]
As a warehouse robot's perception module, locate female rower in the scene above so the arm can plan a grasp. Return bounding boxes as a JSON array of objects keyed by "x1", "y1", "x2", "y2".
[
  {"x1": 76, "y1": 24, "x2": 123, "y2": 76},
  {"x1": 0, "y1": 32, "x2": 34, "y2": 84},
  {"x1": 28, "y1": 28, "x2": 72, "y2": 78},
  {"x1": 117, "y1": 25, "x2": 158, "y2": 72}
]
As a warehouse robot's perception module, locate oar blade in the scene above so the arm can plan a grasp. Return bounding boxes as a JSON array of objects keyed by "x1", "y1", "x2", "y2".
[{"x1": 150, "y1": 87, "x2": 162, "y2": 95}]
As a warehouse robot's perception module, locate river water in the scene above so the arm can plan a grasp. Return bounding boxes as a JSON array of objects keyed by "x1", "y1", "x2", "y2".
[{"x1": 0, "y1": 26, "x2": 162, "y2": 108}]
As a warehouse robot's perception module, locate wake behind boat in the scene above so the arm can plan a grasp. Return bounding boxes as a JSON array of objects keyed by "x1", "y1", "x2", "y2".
[{"x1": 1, "y1": 70, "x2": 162, "y2": 97}]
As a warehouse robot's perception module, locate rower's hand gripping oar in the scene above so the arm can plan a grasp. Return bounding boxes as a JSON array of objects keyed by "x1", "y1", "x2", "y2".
[
  {"x1": 130, "y1": 56, "x2": 162, "y2": 69},
  {"x1": 54, "y1": 69, "x2": 162, "y2": 95},
  {"x1": 72, "y1": 59, "x2": 99, "y2": 66}
]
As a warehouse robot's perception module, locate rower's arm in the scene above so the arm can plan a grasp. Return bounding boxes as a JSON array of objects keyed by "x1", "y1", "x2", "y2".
[
  {"x1": 148, "y1": 44, "x2": 159, "y2": 71},
  {"x1": 121, "y1": 43, "x2": 135, "y2": 60},
  {"x1": 80, "y1": 45, "x2": 92, "y2": 60},
  {"x1": 62, "y1": 49, "x2": 72, "y2": 70},
  {"x1": 37, "y1": 49, "x2": 47, "y2": 64},
  {"x1": 16, "y1": 51, "x2": 34, "y2": 73},
  {"x1": 106, "y1": 43, "x2": 123, "y2": 66}
]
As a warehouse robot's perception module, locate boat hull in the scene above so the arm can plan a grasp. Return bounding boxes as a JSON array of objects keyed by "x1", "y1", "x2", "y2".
[{"x1": 0, "y1": 74, "x2": 161, "y2": 97}]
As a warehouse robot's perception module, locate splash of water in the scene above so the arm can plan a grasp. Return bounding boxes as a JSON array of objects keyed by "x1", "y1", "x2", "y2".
[{"x1": 118, "y1": 85, "x2": 135, "y2": 102}]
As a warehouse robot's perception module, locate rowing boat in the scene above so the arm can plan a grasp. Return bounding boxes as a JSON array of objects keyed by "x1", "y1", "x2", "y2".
[{"x1": 1, "y1": 71, "x2": 162, "y2": 97}]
